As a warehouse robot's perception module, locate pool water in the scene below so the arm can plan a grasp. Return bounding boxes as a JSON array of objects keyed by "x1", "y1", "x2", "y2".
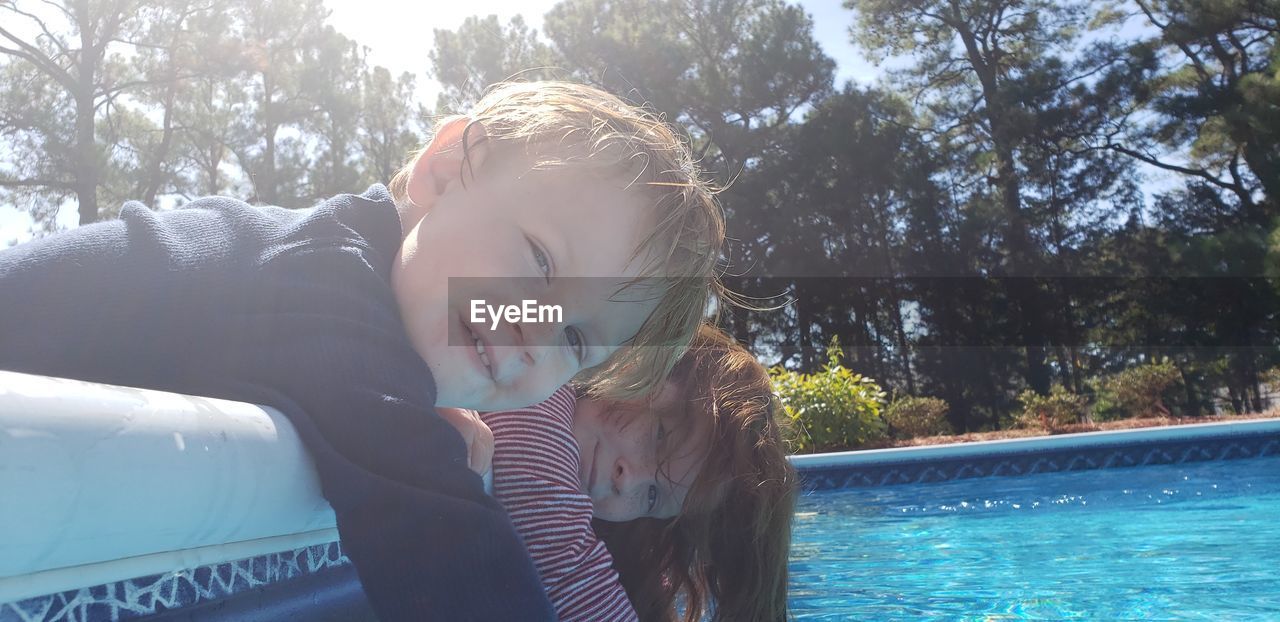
[{"x1": 789, "y1": 455, "x2": 1280, "y2": 620}]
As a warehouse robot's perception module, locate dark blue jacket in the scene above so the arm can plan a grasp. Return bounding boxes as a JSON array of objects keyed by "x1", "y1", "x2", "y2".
[{"x1": 0, "y1": 186, "x2": 555, "y2": 621}]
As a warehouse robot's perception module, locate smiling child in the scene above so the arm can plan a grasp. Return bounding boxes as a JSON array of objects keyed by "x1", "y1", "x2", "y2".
[{"x1": 0, "y1": 81, "x2": 725, "y2": 621}]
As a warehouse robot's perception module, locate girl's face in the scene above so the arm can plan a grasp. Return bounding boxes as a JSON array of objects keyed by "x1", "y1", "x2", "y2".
[{"x1": 572, "y1": 380, "x2": 713, "y2": 522}]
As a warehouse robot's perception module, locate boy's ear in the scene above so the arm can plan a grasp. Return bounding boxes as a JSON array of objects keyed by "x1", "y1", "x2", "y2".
[{"x1": 405, "y1": 115, "x2": 489, "y2": 216}]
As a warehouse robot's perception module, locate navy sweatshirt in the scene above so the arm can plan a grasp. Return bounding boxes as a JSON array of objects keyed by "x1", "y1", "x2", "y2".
[{"x1": 0, "y1": 185, "x2": 556, "y2": 621}]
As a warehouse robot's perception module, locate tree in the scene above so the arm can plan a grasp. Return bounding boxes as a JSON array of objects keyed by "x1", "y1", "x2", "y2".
[
  {"x1": 1106, "y1": 0, "x2": 1279, "y2": 225},
  {"x1": 0, "y1": 0, "x2": 176, "y2": 224},
  {"x1": 545, "y1": 0, "x2": 834, "y2": 178},
  {"x1": 227, "y1": 0, "x2": 332, "y2": 206},
  {"x1": 358, "y1": 66, "x2": 427, "y2": 185},
  {"x1": 848, "y1": 0, "x2": 1140, "y2": 395},
  {"x1": 429, "y1": 14, "x2": 559, "y2": 113},
  {"x1": 299, "y1": 26, "x2": 365, "y2": 201},
  {"x1": 174, "y1": 54, "x2": 251, "y2": 198},
  {"x1": 124, "y1": 0, "x2": 227, "y2": 207}
]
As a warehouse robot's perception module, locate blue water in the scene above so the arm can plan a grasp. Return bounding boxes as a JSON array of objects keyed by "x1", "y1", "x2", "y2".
[{"x1": 789, "y1": 455, "x2": 1280, "y2": 620}]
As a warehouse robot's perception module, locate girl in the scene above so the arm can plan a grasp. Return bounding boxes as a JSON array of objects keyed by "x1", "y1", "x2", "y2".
[
  {"x1": 592, "y1": 325, "x2": 797, "y2": 622},
  {"x1": 446, "y1": 324, "x2": 797, "y2": 621}
]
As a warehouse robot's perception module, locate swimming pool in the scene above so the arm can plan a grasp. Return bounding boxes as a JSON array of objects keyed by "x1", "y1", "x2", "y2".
[
  {"x1": 3, "y1": 375, "x2": 1276, "y2": 620},
  {"x1": 789, "y1": 453, "x2": 1280, "y2": 619}
]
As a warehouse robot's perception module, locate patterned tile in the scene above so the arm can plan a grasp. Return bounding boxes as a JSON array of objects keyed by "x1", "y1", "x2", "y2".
[
  {"x1": 0, "y1": 543, "x2": 349, "y2": 622},
  {"x1": 799, "y1": 432, "x2": 1280, "y2": 491}
]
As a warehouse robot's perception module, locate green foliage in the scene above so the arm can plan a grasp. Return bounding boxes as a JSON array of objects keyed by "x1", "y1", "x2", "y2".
[
  {"x1": 429, "y1": 14, "x2": 559, "y2": 113},
  {"x1": 770, "y1": 337, "x2": 887, "y2": 453},
  {"x1": 544, "y1": 0, "x2": 834, "y2": 177},
  {"x1": 1088, "y1": 381, "x2": 1126, "y2": 422},
  {"x1": 1016, "y1": 386, "x2": 1091, "y2": 431},
  {"x1": 884, "y1": 396, "x2": 952, "y2": 439},
  {"x1": 1097, "y1": 360, "x2": 1182, "y2": 419},
  {"x1": 1263, "y1": 366, "x2": 1280, "y2": 389}
]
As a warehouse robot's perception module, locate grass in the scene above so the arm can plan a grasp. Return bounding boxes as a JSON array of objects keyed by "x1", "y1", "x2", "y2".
[{"x1": 867, "y1": 407, "x2": 1280, "y2": 449}]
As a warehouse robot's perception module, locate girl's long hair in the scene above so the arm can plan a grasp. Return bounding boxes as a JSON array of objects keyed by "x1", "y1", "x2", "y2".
[{"x1": 593, "y1": 324, "x2": 798, "y2": 621}]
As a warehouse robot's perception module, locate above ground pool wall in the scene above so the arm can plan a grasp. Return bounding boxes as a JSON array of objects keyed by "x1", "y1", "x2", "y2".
[
  {"x1": 789, "y1": 418, "x2": 1280, "y2": 491},
  {"x1": 0, "y1": 371, "x2": 343, "y2": 618},
  {"x1": 2, "y1": 372, "x2": 1277, "y2": 621}
]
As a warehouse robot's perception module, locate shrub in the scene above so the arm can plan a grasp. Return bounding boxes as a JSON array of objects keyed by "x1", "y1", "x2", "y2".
[
  {"x1": 1098, "y1": 360, "x2": 1181, "y2": 418},
  {"x1": 884, "y1": 396, "x2": 952, "y2": 439},
  {"x1": 1264, "y1": 366, "x2": 1280, "y2": 388},
  {"x1": 770, "y1": 337, "x2": 886, "y2": 453},
  {"x1": 1088, "y1": 382, "x2": 1126, "y2": 422},
  {"x1": 1016, "y1": 386, "x2": 1090, "y2": 431}
]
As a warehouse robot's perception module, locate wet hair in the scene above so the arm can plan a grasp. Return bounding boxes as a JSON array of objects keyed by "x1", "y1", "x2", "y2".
[
  {"x1": 592, "y1": 324, "x2": 799, "y2": 621},
  {"x1": 388, "y1": 80, "x2": 726, "y2": 401}
]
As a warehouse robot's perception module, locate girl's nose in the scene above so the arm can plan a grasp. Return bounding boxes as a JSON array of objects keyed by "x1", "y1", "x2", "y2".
[{"x1": 611, "y1": 457, "x2": 643, "y2": 495}]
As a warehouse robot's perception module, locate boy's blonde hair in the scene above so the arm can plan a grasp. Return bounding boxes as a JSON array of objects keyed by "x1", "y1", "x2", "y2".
[{"x1": 389, "y1": 80, "x2": 725, "y2": 399}]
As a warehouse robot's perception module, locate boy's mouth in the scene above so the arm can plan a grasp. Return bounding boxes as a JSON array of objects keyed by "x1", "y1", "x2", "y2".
[{"x1": 463, "y1": 320, "x2": 495, "y2": 380}]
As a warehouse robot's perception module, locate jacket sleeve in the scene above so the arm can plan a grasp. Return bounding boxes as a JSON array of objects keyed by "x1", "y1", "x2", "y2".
[{"x1": 485, "y1": 388, "x2": 640, "y2": 621}]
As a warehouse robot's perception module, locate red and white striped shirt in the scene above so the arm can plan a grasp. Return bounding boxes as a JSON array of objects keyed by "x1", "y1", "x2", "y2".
[{"x1": 481, "y1": 387, "x2": 640, "y2": 622}]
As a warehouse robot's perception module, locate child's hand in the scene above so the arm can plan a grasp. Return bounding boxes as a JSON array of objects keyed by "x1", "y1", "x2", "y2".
[{"x1": 436, "y1": 407, "x2": 494, "y2": 479}]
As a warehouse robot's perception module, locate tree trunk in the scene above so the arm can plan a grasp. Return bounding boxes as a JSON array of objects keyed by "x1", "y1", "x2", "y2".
[
  {"x1": 893, "y1": 293, "x2": 916, "y2": 395},
  {"x1": 258, "y1": 69, "x2": 278, "y2": 205},
  {"x1": 955, "y1": 19, "x2": 1051, "y2": 395},
  {"x1": 1177, "y1": 360, "x2": 1202, "y2": 417},
  {"x1": 74, "y1": 10, "x2": 99, "y2": 225},
  {"x1": 142, "y1": 82, "x2": 178, "y2": 207},
  {"x1": 795, "y1": 279, "x2": 813, "y2": 370},
  {"x1": 74, "y1": 87, "x2": 99, "y2": 224}
]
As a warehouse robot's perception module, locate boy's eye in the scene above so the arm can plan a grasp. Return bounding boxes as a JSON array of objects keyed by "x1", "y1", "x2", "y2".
[
  {"x1": 647, "y1": 483, "x2": 659, "y2": 514},
  {"x1": 565, "y1": 326, "x2": 586, "y2": 363},
  {"x1": 527, "y1": 236, "x2": 551, "y2": 282}
]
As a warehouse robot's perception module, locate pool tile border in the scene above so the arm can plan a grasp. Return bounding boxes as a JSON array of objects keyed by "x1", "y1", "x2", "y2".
[
  {"x1": 0, "y1": 543, "x2": 348, "y2": 622},
  {"x1": 796, "y1": 419, "x2": 1280, "y2": 491}
]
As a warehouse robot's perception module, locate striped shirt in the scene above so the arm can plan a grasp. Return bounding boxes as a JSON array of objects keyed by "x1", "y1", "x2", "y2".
[{"x1": 482, "y1": 387, "x2": 640, "y2": 621}]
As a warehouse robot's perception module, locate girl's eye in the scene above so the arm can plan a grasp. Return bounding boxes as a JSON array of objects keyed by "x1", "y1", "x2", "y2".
[
  {"x1": 528, "y1": 237, "x2": 551, "y2": 281},
  {"x1": 565, "y1": 326, "x2": 585, "y2": 363},
  {"x1": 647, "y1": 484, "x2": 659, "y2": 513}
]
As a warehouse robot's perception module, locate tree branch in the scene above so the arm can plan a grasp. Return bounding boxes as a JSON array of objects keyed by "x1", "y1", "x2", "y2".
[
  {"x1": 3, "y1": 3, "x2": 72, "y2": 61},
  {"x1": 1134, "y1": 0, "x2": 1212, "y2": 82},
  {"x1": 36, "y1": 0, "x2": 75, "y2": 24},
  {"x1": 0, "y1": 25, "x2": 75, "y2": 89},
  {"x1": 0, "y1": 178, "x2": 75, "y2": 189},
  {"x1": 1108, "y1": 143, "x2": 1241, "y2": 193}
]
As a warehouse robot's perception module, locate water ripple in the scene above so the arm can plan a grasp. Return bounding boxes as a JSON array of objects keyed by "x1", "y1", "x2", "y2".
[{"x1": 790, "y1": 455, "x2": 1280, "y2": 619}]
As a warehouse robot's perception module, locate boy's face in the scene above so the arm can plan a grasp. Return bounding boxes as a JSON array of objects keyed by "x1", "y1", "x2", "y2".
[
  {"x1": 393, "y1": 147, "x2": 661, "y2": 412},
  {"x1": 572, "y1": 380, "x2": 712, "y2": 521}
]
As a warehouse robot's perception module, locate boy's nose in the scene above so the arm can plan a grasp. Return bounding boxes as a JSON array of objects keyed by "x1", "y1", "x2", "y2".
[{"x1": 513, "y1": 320, "x2": 561, "y2": 364}]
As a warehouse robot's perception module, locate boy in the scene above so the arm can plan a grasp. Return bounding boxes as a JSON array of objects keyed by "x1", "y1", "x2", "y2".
[{"x1": 0, "y1": 82, "x2": 724, "y2": 620}]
